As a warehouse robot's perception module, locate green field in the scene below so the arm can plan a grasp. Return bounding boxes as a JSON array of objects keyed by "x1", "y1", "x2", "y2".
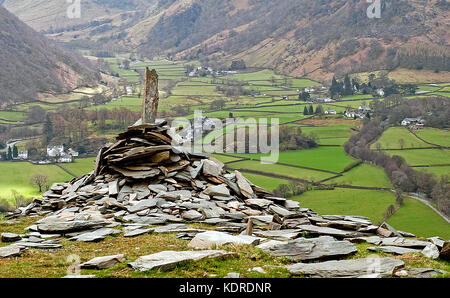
[
  {"x1": 60, "y1": 157, "x2": 96, "y2": 177},
  {"x1": 0, "y1": 162, "x2": 73, "y2": 202},
  {"x1": 384, "y1": 148, "x2": 450, "y2": 166},
  {"x1": 226, "y1": 160, "x2": 334, "y2": 182},
  {"x1": 414, "y1": 166, "x2": 450, "y2": 180},
  {"x1": 371, "y1": 127, "x2": 428, "y2": 149},
  {"x1": 292, "y1": 188, "x2": 396, "y2": 224},
  {"x1": 414, "y1": 128, "x2": 450, "y2": 147},
  {"x1": 230, "y1": 147, "x2": 355, "y2": 173},
  {"x1": 326, "y1": 163, "x2": 393, "y2": 188},
  {"x1": 387, "y1": 197, "x2": 450, "y2": 239},
  {"x1": 241, "y1": 173, "x2": 290, "y2": 192}
]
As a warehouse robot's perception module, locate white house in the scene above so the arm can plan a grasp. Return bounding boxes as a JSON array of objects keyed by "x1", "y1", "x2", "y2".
[
  {"x1": 325, "y1": 110, "x2": 337, "y2": 115},
  {"x1": 377, "y1": 89, "x2": 385, "y2": 97},
  {"x1": 126, "y1": 86, "x2": 133, "y2": 95},
  {"x1": 68, "y1": 148, "x2": 79, "y2": 157},
  {"x1": 401, "y1": 117, "x2": 424, "y2": 126},
  {"x1": 18, "y1": 150, "x2": 28, "y2": 160},
  {"x1": 305, "y1": 87, "x2": 315, "y2": 93},
  {"x1": 57, "y1": 154, "x2": 73, "y2": 163},
  {"x1": 47, "y1": 145, "x2": 64, "y2": 157},
  {"x1": 358, "y1": 106, "x2": 372, "y2": 113}
]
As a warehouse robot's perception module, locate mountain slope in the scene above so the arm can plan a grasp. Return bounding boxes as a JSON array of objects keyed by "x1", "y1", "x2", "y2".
[
  {"x1": 0, "y1": 6, "x2": 100, "y2": 105},
  {"x1": 3, "y1": 0, "x2": 449, "y2": 83}
]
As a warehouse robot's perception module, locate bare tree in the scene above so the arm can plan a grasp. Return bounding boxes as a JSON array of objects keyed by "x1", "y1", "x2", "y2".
[{"x1": 30, "y1": 174, "x2": 49, "y2": 193}]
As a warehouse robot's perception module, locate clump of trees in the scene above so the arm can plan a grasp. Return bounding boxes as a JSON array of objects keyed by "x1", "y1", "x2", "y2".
[{"x1": 273, "y1": 181, "x2": 307, "y2": 198}]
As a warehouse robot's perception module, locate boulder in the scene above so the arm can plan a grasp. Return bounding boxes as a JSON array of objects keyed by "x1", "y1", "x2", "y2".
[
  {"x1": 422, "y1": 243, "x2": 440, "y2": 259},
  {"x1": 287, "y1": 257, "x2": 405, "y2": 278},
  {"x1": 80, "y1": 254, "x2": 126, "y2": 269},
  {"x1": 129, "y1": 250, "x2": 235, "y2": 271}
]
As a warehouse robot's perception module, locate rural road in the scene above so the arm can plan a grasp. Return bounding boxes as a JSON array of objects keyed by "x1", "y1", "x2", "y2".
[{"x1": 408, "y1": 193, "x2": 450, "y2": 224}]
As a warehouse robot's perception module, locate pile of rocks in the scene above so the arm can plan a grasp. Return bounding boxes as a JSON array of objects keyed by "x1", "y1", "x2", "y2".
[
  {"x1": 8, "y1": 120, "x2": 303, "y2": 227},
  {"x1": 1, "y1": 119, "x2": 449, "y2": 278}
]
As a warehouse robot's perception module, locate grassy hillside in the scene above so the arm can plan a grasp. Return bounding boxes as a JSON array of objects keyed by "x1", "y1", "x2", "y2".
[{"x1": 0, "y1": 6, "x2": 100, "y2": 105}]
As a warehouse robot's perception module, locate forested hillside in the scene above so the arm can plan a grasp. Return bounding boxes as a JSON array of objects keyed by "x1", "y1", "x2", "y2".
[
  {"x1": 0, "y1": 6, "x2": 100, "y2": 105},
  {"x1": 3, "y1": 0, "x2": 449, "y2": 82}
]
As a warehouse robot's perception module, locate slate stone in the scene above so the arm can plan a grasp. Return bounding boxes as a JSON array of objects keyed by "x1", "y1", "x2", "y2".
[
  {"x1": 287, "y1": 257, "x2": 405, "y2": 278},
  {"x1": 256, "y1": 240, "x2": 287, "y2": 250},
  {"x1": 422, "y1": 243, "x2": 440, "y2": 259},
  {"x1": 188, "y1": 231, "x2": 262, "y2": 249},
  {"x1": 235, "y1": 171, "x2": 254, "y2": 199},
  {"x1": 1, "y1": 233, "x2": 21, "y2": 243},
  {"x1": 124, "y1": 228, "x2": 152, "y2": 238},
  {"x1": 268, "y1": 205, "x2": 295, "y2": 217},
  {"x1": 245, "y1": 199, "x2": 273, "y2": 209},
  {"x1": 367, "y1": 246, "x2": 422, "y2": 255},
  {"x1": 296, "y1": 225, "x2": 357, "y2": 238},
  {"x1": 202, "y1": 159, "x2": 223, "y2": 177},
  {"x1": 80, "y1": 254, "x2": 126, "y2": 269},
  {"x1": 406, "y1": 268, "x2": 447, "y2": 278},
  {"x1": 148, "y1": 184, "x2": 167, "y2": 194},
  {"x1": 427, "y1": 237, "x2": 445, "y2": 249},
  {"x1": 253, "y1": 229, "x2": 302, "y2": 241},
  {"x1": 203, "y1": 184, "x2": 230, "y2": 197},
  {"x1": 129, "y1": 250, "x2": 235, "y2": 272},
  {"x1": 182, "y1": 210, "x2": 203, "y2": 221},
  {"x1": 380, "y1": 237, "x2": 429, "y2": 248},
  {"x1": 14, "y1": 241, "x2": 62, "y2": 249},
  {"x1": 248, "y1": 216, "x2": 273, "y2": 226},
  {"x1": 37, "y1": 220, "x2": 108, "y2": 234},
  {"x1": 265, "y1": 236, "x2": 357, "y2": 261},
  {"x1": 127, "y1": 199, "x2": 158, "y2": 213},
  {"x1": 0, "y1": 245, "x2": 24, "y2": 258},
  {"x1": 69, "y1": 228, "x2": 120, "y2": 242}
]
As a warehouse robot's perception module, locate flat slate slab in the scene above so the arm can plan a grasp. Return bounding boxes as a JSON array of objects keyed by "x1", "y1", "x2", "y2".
[
  {"x1": 37, "y1": 220, "x2": 108, "y2": 234},
  {"x1": 288, "y1": 257, "x2": 405, "y2": 278},
  {"x1": 81, "y1": 254, "x2": 126, "y2": 269},
  {"x1": 296, "y1": 225, "x2": 357, "y2": 238},
  {"x1": 69, "y1": 228, "x2": 120, "y2": 242},
  {"x1": 367, "y1": 246, "x2": 422, "y2": 255},
  {"x1": 380, "y1": 237, "x2": 429, "y2": 248},
  {"x1": 0, "y1": 245, "x2": 25, "y2": 258},
  {"x1": 264, "y1": 236, "x2": 357, "y2": 261},
  {"x1": 129, "y1": 250, "x2": 235, "y2": 272},
  {"x1": 14, "y1": 241, "x2": 62, "y2": 249},
  {"x1": 124, "y1": 228, "x2": 152, "y2": 238},
  {"x1": 1, "y1": 233, "x2": 21, "y2": 243},
  {"x1": 188, "y1": 231, "x2": 262, "y2": 249},
  {"x1": 253, "y1": 229, "x2": 302, "y2": 241}
]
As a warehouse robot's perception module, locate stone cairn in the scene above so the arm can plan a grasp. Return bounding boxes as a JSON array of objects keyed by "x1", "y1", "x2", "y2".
[{"x1": 2, "y1": 69, "x2": 448, "y2": 277}]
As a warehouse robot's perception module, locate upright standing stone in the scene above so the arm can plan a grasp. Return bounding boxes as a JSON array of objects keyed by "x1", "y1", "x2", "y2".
[{"x1": 142, "y1": 68, "x2": 159, "y2": 124}]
